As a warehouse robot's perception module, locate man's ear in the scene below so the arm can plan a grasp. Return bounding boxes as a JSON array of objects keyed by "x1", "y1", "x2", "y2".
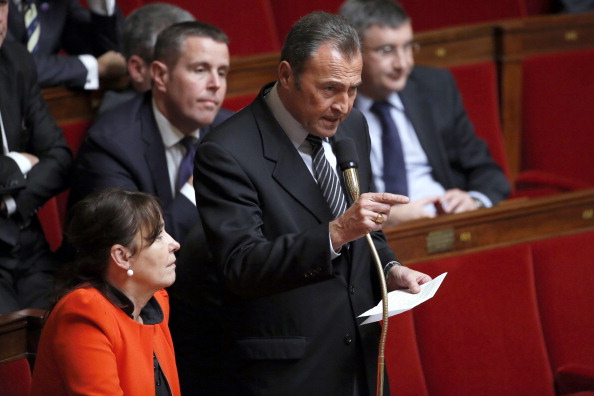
[
  {"x1": 127, "y1": 55, "x2": 147, "y2": 86},
  {"x1": 278, "y1": 61, "x2": 293, "y2": 89},
  {"x1": 110, "y1": 244, "x2": 132, "y2": 272},
  {"x1": 150, "y1": 60, "x2": 169, "y2": 92}
]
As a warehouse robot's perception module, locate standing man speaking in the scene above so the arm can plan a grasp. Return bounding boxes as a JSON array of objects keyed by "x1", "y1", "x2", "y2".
[{"x1": 195, "y1": 11, "x2": 430, "y2": 396}]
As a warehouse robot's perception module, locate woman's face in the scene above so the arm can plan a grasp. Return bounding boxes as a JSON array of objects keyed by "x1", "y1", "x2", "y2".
[{"x1": 130, "y1": 226, "x2": 180, "y2": 291}]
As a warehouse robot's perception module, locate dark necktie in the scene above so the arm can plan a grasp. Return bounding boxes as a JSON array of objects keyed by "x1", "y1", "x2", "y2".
[
  {"x1": 177, "y1": 136, "x2": 198, "y2": 190},
  {"x1": 306, "y1": 135, "x2": 347, "y2": 219},
  {"x1": 23, "y1": 0, "x2": 40, "y2": 53},
  {"x1": 370, "y1": 101, "x2": 408, "y2": 195}
]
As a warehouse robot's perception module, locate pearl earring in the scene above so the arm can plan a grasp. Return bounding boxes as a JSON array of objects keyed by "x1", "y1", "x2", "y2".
[{"x1": 127, "y1": 269, "x2": 134, "y2": 277}]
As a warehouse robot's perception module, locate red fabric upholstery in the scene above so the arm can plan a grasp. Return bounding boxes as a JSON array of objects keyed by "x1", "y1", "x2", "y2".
[
  {"x1": 522, "y1": 0, "x2": 554, "y2": 14},
  {"x1": 223, "y1": 94, "x2": 257, "y2": 112},
  {"x1": 60, "y1": 120, "x2": 91, "y2": 158},
  {"x1": 531, "y1": 231, "x2": 594, "y2": 392},
  {"x1": 144, "y1": 0, "x2": 281, "y2": 56},
  {"x1": 384, "y1": 311, "x2": 428, "y2": 395},
  {"x1": 0, "y1": 359, "x2": 32, "y2": 396},
  {"x1": 269, "y1": 0, "x2": 344, "y2": 45},
  {"x1": 521, "y1": 49, "x2": 594, "y2": 189},
  {"x1": 448, "y1": 61, "x2": 510, "y2": 177},
  {"x1": 410, "y1": 245, "x2": 554, "y2": 395},
  {"x1": 37, "y1": 198, "x2": 62, "y2": 252},
  {"x1": 398, "y1": 0, "x2": 526, "y2": 32}
]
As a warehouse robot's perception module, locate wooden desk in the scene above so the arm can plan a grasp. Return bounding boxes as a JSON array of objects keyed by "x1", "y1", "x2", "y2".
[
  {"x1": 0, "y1": 309, "x2": 46, "y2": 366},
  {"x1": 385, "y1": 189, "x2": 594, "y2": 264}
]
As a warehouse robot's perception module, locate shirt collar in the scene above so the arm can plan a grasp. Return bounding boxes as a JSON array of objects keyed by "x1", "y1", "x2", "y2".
[
  {"x1": 152, "y1": 98, "x2": 200, "y2": 148},
  {"x1": 264, "y1": 82, "x2": 310, "y2": 149},
  {"x1": 356, "y1": 91, "x2": 405, "y2": 113},
  {"x1": 107, "y1": 283, "x2": 164, "y2": 325}
]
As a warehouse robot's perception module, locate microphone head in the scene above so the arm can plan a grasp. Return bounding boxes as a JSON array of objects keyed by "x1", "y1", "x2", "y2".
[{"x1": 334, "y1": 138, "x2": 359, "y2": 171}]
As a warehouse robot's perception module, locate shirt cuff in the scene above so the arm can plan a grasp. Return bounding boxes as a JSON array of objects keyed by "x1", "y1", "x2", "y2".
[
  {"x1": 86, "y1": 0, "x2": 115, "y2": 16},
  {"x1": 78, "y1": 55, "x2": 99, "y2": 90},
  {"x1": 6, "y1": 152, "x2": 32, "y2": 175},
  {"x1": 2, "y1": 195, "x2": 17, "y2": 216},
  {"x1": 180, "y1": 183, "x2": 196, "y2": 206},
  {"x1": 468, "y1": 191, "x2": 492, "y2": 208}
]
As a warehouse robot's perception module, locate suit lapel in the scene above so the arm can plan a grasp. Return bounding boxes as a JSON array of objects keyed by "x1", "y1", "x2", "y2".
[
  {"x1": 399, "y1": 76, "x2": 453, "y2": 186},
  {"x1": 138, "y1": 96, "x2": 174, "y2": 204},
  {"x1": 252, "y1": 91, "x2": 334, "y2": 223}
]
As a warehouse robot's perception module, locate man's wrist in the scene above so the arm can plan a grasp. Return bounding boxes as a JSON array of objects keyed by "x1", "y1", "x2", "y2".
[
  {"x1": 384, "y1": 260, "x2": 404, "y2": 279},
  {"x1": 473, "y1": 197, "x2": 486, "y2": 209}
]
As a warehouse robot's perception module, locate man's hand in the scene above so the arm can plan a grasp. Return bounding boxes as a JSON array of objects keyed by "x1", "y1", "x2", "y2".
[
  {"x1": 386, "y1": 265, "x2": 432, "y2": 293},
  {"x1": 329, "y1": 192, "x2": 409, "y2": 251},
  {"x1": 20, "y1": 153, "x2": 39, "y2": 167},
  {"x1": 439, "y1": 188, "x2": 479, "y2": 214},
  {"x1": 385, "y1": 195, "x2": 439, "y2": 227},
  {"x1": 98, "y1": 51, "x2": 127, "y2": 80}
]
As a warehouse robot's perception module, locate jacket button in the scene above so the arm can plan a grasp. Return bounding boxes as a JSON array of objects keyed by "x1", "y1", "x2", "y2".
[
  {"x1": 344, "y1": 333, "x2": 352, "y2": 345},
  {"x1": 349, "y1": 285, "x2": 356, "y2": 294}
]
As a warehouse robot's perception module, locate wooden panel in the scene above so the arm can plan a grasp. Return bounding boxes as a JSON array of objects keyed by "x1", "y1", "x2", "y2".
[
  {"x1": 42, "y1": 87, "x2": 97, "y2": 125},
  {"x1": 385, "y1": 189, "x2": 594, "y2": 264},
  {"x1": 0, "y1": 309, "x2": 46, "y2": 366},
  {"x1": 414, "y1": 23, "x2": 499, "y2": 68},
  {"x1": 226, "y1": 52, "x2": 279, "y2": 99}
]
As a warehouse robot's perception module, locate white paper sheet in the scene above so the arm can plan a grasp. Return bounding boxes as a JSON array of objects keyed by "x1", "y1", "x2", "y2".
[{"x1": 358, "y1": 272, "x2": 447, "y2": 325}]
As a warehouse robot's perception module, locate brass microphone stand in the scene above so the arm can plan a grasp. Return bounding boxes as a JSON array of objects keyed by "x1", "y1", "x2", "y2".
[{"x1": 342, "y1": 166, "x2": 389, "y2": 396}]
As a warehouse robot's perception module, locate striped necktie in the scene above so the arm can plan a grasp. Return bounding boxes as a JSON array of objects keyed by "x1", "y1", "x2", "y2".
[
  {"x1": 306, "y1": 135, "x2": 347, "y2": 219},
  {"x1": 24, "y1": 0, "x2": 41, "y2": 53}
]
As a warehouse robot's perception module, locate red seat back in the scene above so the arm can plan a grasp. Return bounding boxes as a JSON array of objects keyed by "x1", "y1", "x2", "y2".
[
  {"x1": 449, "y1": 61, "x2": 510, "y2": 177},
  {"x1": 521, "y1": 49, "x2": 594, "y2": 188},
  {"x1": 0, "y1": 359, "x2": 32, "y2": 396},
  {"x1": 531, "y1": 231, "x2": 594, "y2": 372},
  {"x1": 399, "y1": 0, "x2": 527, "y2": 32},
  {"x1": 411, "y1": 245, "x2": 554, "y2": 395}
]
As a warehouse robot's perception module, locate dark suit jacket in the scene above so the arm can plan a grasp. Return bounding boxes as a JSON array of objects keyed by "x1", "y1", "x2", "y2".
[
  {"x1": 0, "y1": 41, "x2": 72, "y2": 246},
  {"x1": 69, "y1": 92, "x2": 232, "y2": 242},
  {"x1": 195, "y1": 83, "x2": 395, "y2": 396},
  {"x1": 362, "y1": 65, "x2": 510, "y2": 204},
  {"x1": 7, "y1": 0, "x2": 121, "y2": 88}
]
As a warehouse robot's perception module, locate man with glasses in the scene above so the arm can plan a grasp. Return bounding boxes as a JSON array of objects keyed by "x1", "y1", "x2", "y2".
[{"x1": 340, "y1": 0, "x2": 510, "y2": 226}]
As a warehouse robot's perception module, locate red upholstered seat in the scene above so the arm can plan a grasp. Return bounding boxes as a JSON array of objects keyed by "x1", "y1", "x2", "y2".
[
  {"x1": 269, "y1": 0, "x2": 345, "y2": 46},
  {"x1": 145, "y1": 0, "x2": 281, "y2": 56},
  {"x1": 398, "y1": 0, "x2": 527, "y2": 32},
  {"x1": 531, "y1": 231, "x2": 594, "y2": 394},
  {"x1": 410, "y1": 245, "x2": 555, "y2": 395},
  {"x1": 384, "y1": 311, "x2": 428, "y2": 395},
  {"x1": 0, "y1": 359, "x2": 32, "y2": 396},
  {"x1": 520, "y1": 49, "x2": 594, "y2": 191},
  {"x1": 448, "y1": 61, "x2": 510, "y2": 177}
]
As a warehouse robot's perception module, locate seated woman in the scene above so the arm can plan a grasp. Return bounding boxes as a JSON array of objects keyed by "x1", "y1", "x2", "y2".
[{"x1": 31, "y1": 189, "x2": 181, "y2": 396}]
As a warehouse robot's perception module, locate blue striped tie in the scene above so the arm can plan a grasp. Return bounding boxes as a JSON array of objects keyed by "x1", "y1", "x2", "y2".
[
  {"x1": 306, "y1": 135, "x2": 347, "y2": 219},
  {"x1": 24, "y1": 0, "x2": 40, "y2": 53}
]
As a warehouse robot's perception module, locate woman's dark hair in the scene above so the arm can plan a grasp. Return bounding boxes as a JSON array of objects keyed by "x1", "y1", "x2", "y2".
[{"x1": 52, "y1": 189, "x2": 164, "y2": 310}]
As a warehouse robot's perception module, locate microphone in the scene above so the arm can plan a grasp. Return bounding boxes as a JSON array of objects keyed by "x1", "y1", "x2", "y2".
[{"x1": 334, "y1": 138, "x2": 389, "y2": 396}]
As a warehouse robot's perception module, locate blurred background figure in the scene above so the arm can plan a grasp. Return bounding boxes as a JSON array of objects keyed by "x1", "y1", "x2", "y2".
[
  {"x1": 340, "y1": 0, "x2": 510, "y2": 227},
  {"x1": 7, "y1": 0, "x2": 126, "y2": 89},
  {"x1": 98, "y1": 2, "x2": 195, "y2": 115},
  {"x1": 31, "y1": 188, "x2": 181, "y2": 396},
  {"x1": 0, "y1": 0, "x2": 72, "y2": 314}
]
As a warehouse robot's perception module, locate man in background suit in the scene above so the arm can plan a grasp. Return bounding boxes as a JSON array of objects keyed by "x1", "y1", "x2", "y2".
[
  {"x1": 0, "y1": 0, "x2": 72, "y2": 313},
  {"x1": 341, "y1": 0, "x2": 510, "y2": 227},
  {"x1": 195, "y1": 11, "x2": 430, "y2": 396},
  {"x1": 68, "y1": 21, "x2": 232, "y2": 394},
  {"x1": 97, "y1": 2, "x2": 195, "y2": 115},
  {"x1": 7, "y1": 0, "x2": 125, "y2": 88}
]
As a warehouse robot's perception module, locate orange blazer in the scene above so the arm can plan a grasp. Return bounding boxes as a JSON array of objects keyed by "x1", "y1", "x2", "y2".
[{"x1": 31, "y1": 287, "x2": 181, "y2": 396}]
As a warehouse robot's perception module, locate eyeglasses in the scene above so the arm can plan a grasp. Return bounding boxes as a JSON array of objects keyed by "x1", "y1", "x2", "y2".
[{"x1": 365, "y1": 42, "x2": 421, "y2": 58}]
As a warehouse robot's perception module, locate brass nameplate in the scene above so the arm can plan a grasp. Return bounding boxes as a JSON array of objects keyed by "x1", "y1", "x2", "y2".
[{"x1": 426, "y1": 228, "x2": 455, "y2": 254}]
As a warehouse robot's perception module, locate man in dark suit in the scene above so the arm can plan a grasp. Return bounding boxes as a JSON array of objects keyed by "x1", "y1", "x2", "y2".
[
  {"x1": 341, "y1": 0, "x2": 510, "y2": 227},
  {"x1": 195, "y1": 11, "x2": 431, "y2": 396},
  {"x1": 68, "y1": 21, "x2": 232, "y2": 395},
  {"x1": 7, "y1": 0, "x2": 125, "y2": 88},
  {"x1": 0, "y1": 0, "x2": 72, "y2": 313}
]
